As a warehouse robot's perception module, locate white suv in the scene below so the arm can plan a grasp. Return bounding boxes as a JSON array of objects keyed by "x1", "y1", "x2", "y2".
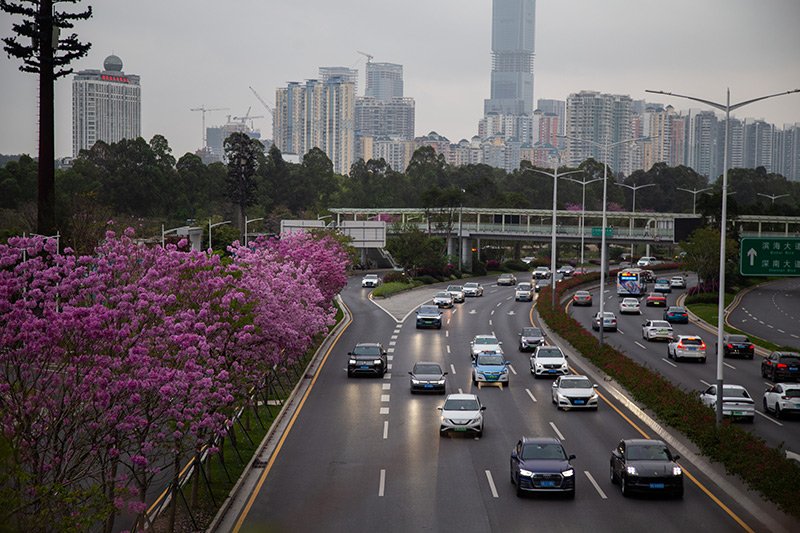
[
  {"x1": 470, "y1": 334, "x2": 503, "y2": 360},
  {"x1": 530, "y1": 345, "x2": 569, "y2": 378}
]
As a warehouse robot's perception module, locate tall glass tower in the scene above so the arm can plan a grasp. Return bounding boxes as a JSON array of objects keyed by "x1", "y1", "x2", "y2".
[{"x1": 484, "y1": 0, "x2": 536, "y2": 116}]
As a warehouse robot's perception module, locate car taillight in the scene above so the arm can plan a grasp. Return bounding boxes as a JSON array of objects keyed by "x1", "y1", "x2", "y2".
[
  {"x1": 726, "y1": 344, "x2": 733, "y2": 349},
  {"x1": 700, "y1": 343, "x2": 706, "y2": 349},
  {"x1": 748, "y1": 345, "x2": 753, "y2": 350},
  {"x1": 778, "y1": 363, "x2": 788, "y2": 368}
]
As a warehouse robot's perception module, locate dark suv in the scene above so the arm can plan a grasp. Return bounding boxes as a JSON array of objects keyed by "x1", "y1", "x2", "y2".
[
  {"x1": 717, "y1": 334, "x2": 754, "y2": 359},
  {"x1": 347, "y1": 343, "x2": 388, "y2": 377},
  {"x1": 762, "y1": 351, "x2": 800, "y2": 382}
]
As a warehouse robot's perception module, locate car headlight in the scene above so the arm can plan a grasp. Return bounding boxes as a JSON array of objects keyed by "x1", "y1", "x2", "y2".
[
  {"x1": 373, "y1": 359, "x2": 382, "y2": 365},
  {"x1": 519, "y1": 468, "x2": 534, "y2": 477},
  {"x1": 411, "y1": 378, "x2": 421, "y2": 385},
  {"x1": 535, "y1": 362, "x2": 543, "y2": 369},
  {"x1": 589, "y1": 393, "x2": 598, "y2": 401},
  {"x1": 349, "y1": 359, "x2": 356, "y2": 365},
  {"x1": 562, "y1": 468, "x2": 574, "y2": 477},
  {"x1": 626, "y1": 466, "x2": 638, "y2": 476},
  {"x1": 673, "y1": 466, "x2": 682, "y2": 476},
  {"x1": 436, "y1": 379, "x2": 445, "y2": 385}
]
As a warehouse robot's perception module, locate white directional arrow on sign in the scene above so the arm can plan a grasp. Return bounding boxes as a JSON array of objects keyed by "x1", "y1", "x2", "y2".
[{"x1": 747, "y1": 248, "x2": 757, "y2": 266}]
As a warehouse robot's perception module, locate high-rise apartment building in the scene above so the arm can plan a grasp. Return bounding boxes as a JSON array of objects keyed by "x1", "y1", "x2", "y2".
[
  {"x1": 484, "y1": 0, "x2": 536, "y2": 116},
  {"x1": 319, "y1": 67, "x2": 359, "y2": 94},
  {"x1": 72, "y1": 55, "x2": 141, "y2": 157},
  {"x1": 365, "y1": 62, "x2": 404, "y2": 102},
  {"x1": 274, "y1": 78, "x2": 355, "y2": 175},
  {"x1": 565, "y1": 90, "x2": 633, "y2": 175}
]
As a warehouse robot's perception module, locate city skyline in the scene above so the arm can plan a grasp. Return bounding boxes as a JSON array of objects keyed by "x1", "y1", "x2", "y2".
[{"x1": 1, "y1": 0, "x2": 799, "y2": 161}]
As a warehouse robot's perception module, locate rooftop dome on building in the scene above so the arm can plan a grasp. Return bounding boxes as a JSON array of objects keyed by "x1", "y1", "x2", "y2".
[{"x1": 103, "y1": 54, "x2": 123, "y2": 72}]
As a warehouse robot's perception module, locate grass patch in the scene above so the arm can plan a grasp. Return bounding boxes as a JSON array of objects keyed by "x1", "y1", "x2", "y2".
[{"x1": 371, "y1": 281, "x2": 419, "y2": 298}]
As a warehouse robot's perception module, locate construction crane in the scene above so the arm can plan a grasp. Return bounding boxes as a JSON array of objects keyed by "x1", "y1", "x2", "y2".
[
  {"x1": 191, "y1": 106, "x2": 229, "y2": 146},
  {"x1": 357, "y1": 50, "x2": 374, "y2": 63},
  {"x1": 232, "y1": 107, "x2": 264, "y2": 130},
  {"x1": 249, "y1": 86, "x2": 274, "y2": 116}
]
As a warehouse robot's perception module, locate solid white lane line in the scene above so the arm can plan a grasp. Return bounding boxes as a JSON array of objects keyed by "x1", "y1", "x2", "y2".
[
  {"x1": 485, "y1": 470, "x2": 499, "y2": 498},
  {"x1": 549, "y1": 422, "x2": 565, "y2": 440},
  {"x1": 509, "y1": 365, "x2": 518, "y2": 375},
  {"x1": 383, "y1": 421, "x2": 389, "y2": 439},
  {"x1": 450, "y1": 364, "x2": 457, "y2": 374},
  {"x1": 661, "y1": 358, "x2": 677, "y2": 368},
  {"x1": 379, "y1": 469, "x2": 386, "y2": 497},
  {"x1": 723, "y1": 362, "x2": 736, "y2": 370},
  {"x1": 382, "y1": 383, "x2": 390, "y2": 390},
  {"x1": 585, "y1": 471, "x2": 608, "y2": 499},
  {"x1": 756, "y1": 410, "x2": 783, "y2": 426},
  {"x1": 526, "y1": 388, "x2": 537, "y2": 403}
]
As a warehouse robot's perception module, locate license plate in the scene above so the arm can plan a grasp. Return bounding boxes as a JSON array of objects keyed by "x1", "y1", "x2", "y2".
[
  {"x1": 650, "y1": 483, "x2": 664, "y2": 489},
  {"x1": 732, "y1": 411, "x2": 743, "y2": 415},
  {"x1": 541, "y1": 481, "x2": 556, "y2": 487},
  {"x1": 360, "y1": 366, "x2": 369, "y2": 369},
  {"x1": 424, "y1": 384, "x2": 433, "y2": 388},
  {"x1": 687, "y1": 347, "x2": 696, "y2": 351},
  {"x1": 574, "y1": 400, "x2": 585, "y2": 405},
  {"x1": 454, "y1": 428, "x2": 467, "y2": 432},
  {"x1": 548, "y1": 370, "x2": 557, "y2": 373},
  {"x1": 791, "y1": 367, "x2": 798, "y2": 371}
]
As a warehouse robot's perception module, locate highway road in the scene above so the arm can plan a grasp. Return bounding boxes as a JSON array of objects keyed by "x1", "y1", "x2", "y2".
[
  {"x1": 726, "y1": 278, "x2": 800, "y2": 350},
  {"x1": 225, "y1": 274, "x2": 797, "y2": 533}
]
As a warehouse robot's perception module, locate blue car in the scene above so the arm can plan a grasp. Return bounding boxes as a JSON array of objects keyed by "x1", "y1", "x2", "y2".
[
  {"x1": 510, "y1": 437, "x2": 576, "y2": 498},
  {"x1": 472, "y1": 352, "x2": 509, "y2": 385},
  {"x1": 416, "y1": 304, "x2": 443, "y2": 329},
  {"x1": 663, "y1": 306, "x2": 689, "y2": 323}
]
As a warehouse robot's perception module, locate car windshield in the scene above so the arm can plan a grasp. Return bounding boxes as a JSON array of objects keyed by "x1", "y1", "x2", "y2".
[
  {"x1": 522, "y1": 328, "x2": 542, "y2": 337},
  {"x1": 443, "y1": 399, "x2": 479, "y2": 411},
  {"x1": 353, "y1": 346, "x2": 381, "y2": 355},
  {"x1": 477, "y1": 354, "x2": 504, "y2": 365},
  {"x1": 413, "y1": 364, "x2": 441, "y2": 374},
  {"x1": 560, "y1": 378, "x2": 592, "y2": 389},
  {"x1": 576, "y1": 292, "x2": 590, "y2": 297},
  {"x1": 780, "y1": 355, "x2": 800, "y2": 364},
  {"x1": 447, "y1": 285, "x2": 462, "y2": 291},
  {"x1": 536, "y1": 348, "x2": 563, "y2": 358},
  {"x1": 680, "y1": 338, "x2": 702, "y2": 346},
  {"x1": 627, "y1": 445, "x2": 670, "y2": 461},
  {"x1": 418, "y1": 306, "x2": 438, "y2": 314},
  {"x1": 650, "y1": 321, "x2": 671, "y2": 328},
  {"x1": 649, "y1": 294, "x2": 663, "y2": 298},
  {"x1": 435, "y1": 292, "x2": 451, "y2": 298},
  {"x1": 521, "y1": 443, "x2": 567, "y2": 460},
  {"x1": 722, "y1": 386, "x2": 750, "y2": 398},
  {"x1": 364, "y1": 275, "x2": 377, "y2": 279},
  {"x1": 518, "y1": 283, "x2": 532, "y2": 290},
  {"x1": 475, "y1": 337, "x2": 498, "y2": 345},
  {"x1": 727, "y1": 335, "x2": 750, "y2": 343},
  {"x1": 623, "y1": 299, "x2": 638, "y2": 305},
  {"x1": 464, "y1": 283, "x2": 478, "y2": 288}
]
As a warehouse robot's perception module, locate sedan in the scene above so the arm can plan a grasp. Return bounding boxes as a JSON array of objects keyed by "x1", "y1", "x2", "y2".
[
  {"x1": 717, "y1": 334, "x2": 754, "y2": 359},
  {"x1": 534, "y1": 278, "x2": 551, "y2": 293},
  {"x1": 557, "y1": 265, "x2": 575, "y2": 277},
  {"x1": 361, "y1": 274, "x2": 381, "y2": 288},
  {"x1": 409, "y1": 362, "x2": 447, "y2": 394},
  {"x1": 533, "y1": 266, "x2": 551, "y2": 279},
  {"x1": 510, "y1": 437, "x2": 575, "y2": 498},
  {"x1": 619, "y1": 298, "x2": 641, "y2": 314},
  {"x1": 646, "y1": 293, "x2": 666, "y2": 307},
  {"x1": 610, "y1": 439, "x2": 683, "y2": 498},
  {"x1": 699, "y1": 384, "x2": 755, "y2": 422},
  {"x1": 551, "y1": 375, "x2": 598, "y2": 410},
  {"x1": 572, "y1": 290, "x2": 592, "y2": 306},
  {"x1": 667, "y1": 335, "x2": 707, "y2": 363},
  {"x1": 530, "y1": 345, "x2": 568, "y2": 378},
  {"x1": 463, "y1": 282, "x2": 484, "y2": 297},
  {"x1": 472, "y1": 352, "x2": 510, "y2": 385},
  {"x1": 592, "y1": 311, "x2": 617, "y2": 332},
  {"x1": 433, "y1": 291, "x2": 454, "y2": 308},
  {"x1": 519, "y1": 326, "x2": 546, "y2": 352},
  {"x1": 572, "y1": 267, "x2": 590, "y2": 276},
  {"x1": 497, "y1": 273, "x2": 517, "y2": 286},
  {"x1": 446, "y1": 284, "x2": 465, "y2": 303},
  {"x1": 438, "y1": 393, "x2": 485, "y2": 437},
  {"x1": 641, "y1": 320, "x2": 674, "y2": 342},
  {"x1": 347, "y1": 343, "x2": 387, "y2": 377},
  {"x1": 470, "y1": 334, "x2": 503, "y2": 359},
  {"x1": 761, "y1": 351, "x2": 800, "y2": 382},
  {"x1": 663, "y1": 306, "x2": 689, "y2": 323},
  {"x1": 654, "y1": 279, "x2": 672, "y2": 293},
  {"x1": 670, "y1": 276, "x2": 686, "y2": 288},
  {"x1": 763, "y1": 383, "x2": 800, "y2": 419}
]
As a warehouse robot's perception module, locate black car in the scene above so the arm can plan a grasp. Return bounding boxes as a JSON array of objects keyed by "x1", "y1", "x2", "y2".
[
  {"x1": 717, "y1": 334, "x2": 754, "y2": 359},
  {"x1": 761, "y1": 351, "x2": 800, "y2": 382},
  {"x1": 518, "y1": 327, "x2": 546, "y2": 352},
  {"x1": 408, "y1": 361, "x2": 447, "y2": 393},
  {"x1": 610, "y1": 439, "x2": 683, "y2": 498},
  {"x1": 510, "y1": 437, "x2": 575, "y2": 498},
  {"x1": 347, "y1": 343, "x2": 387, "y2": 377}
]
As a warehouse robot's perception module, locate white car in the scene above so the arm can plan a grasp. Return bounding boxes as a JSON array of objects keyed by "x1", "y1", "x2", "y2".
[
  {"x1": 470, "y1": 334, "x2": 503, "y2": 360},
  {"x1": 515, "y1": 282, "x2": 534, "y2": 301},
  {"x1": 551, "y1": 375, "x2": 598, "y2": 410},
  {"x1": 462, "y1": 282, "x2": 484, "y2": 297},
  {"x1": 592, "y1": 311, "x2": 617, "y2": 331},
  {"x1": 438, "y1": 393, "x2": 485, "y2": 437},
  {"x1": 668, "y1": 335, "x2": 707, "y2": 363},
  {"x1": 530, "y1": 345, "x2": 569, "y2": 378},
  {"x1": 641, "y1": 320, "x2": 674, "y2": 341},
  {"x1": 533, "y1": 266, "x2": 551, "y2": 279},
  {"x1": 763, "y1": 383, "x2": 800, "y2": 419},
  {"x1": 699, "y1": 384, "x2": 755, "y2": 422},
  {"x1": 670, "y1": 276, "x2": 686, "y2": 289},
  {"x1": 618, "y1": 298, "x2": 641, "y2": 314},
  {"x1": 361, "y1": 274, "x2": 381, "y2": 288},
  {"x1": 446, "y1": 284, "x2": 465, "y2": 303},
  {"x1": 637, "y1": 256, "x2": 656, "y2": 267},
  {"x1": 433, "y1": 291, "x2": 454, "y2": 308}
]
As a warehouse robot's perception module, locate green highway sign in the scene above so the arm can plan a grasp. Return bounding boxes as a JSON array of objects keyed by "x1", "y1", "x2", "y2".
[
  {"x1": 740, "y1": 237, "x2": 800, "y2": 277},
  {"x1": 591, "y1": 227, "x2": 613, "y2": 237}
]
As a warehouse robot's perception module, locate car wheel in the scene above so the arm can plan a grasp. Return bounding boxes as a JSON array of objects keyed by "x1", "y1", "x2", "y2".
[
  {"x1": 621, "y1": 476, "x2": 630, "y2": 497},
  {"x1": 477, "y1": 429, "x2": 483, "y2": 438},
  {"x1": 775, "y1": 405, "x2": 783, "y2": 420},
  {"x1": 763, "y1": 398, "x2": 770, "y2": 413},
  {"x1": 610, "y1": 463, "x2": 619, "y2": 484},
  {"x1": 511, "y1": 467, "x2": 516, "y2": 484}
]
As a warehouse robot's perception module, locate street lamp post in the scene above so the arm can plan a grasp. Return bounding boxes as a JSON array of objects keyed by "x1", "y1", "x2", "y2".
[
  {"x1": 615, "y1": 182, "x2": 655, "y2": 261},
  {"x1": 561, "y1": 134, "x2": 650, "y2": 347},
  {"x1": 244, "y1": 216, "x2": 264, "y2": 247},
  {"x1": 676, "y1": 187, "x2": 711, "y2": 215},
  {"x1": 647, "y1": 87, "x2": 800, "y2": 425},
  {"x1": 208, "y1": 219, "x2": 232, "y2": 250},
  {"x1": 562, "y1": 176, "x2": 602, "y2": 270},
  {"x1": 529, "y1": 163, "x2": 583, "y2": 309},
  {"x1": 757, "y1": 192, "x2": 789, "y2": 204},
  {"x1": 458, "y1": 189, "x2": 465, "y2": 272},
  {"x1": 161, "y1": 224, "x2": 189, "y2": 248}
]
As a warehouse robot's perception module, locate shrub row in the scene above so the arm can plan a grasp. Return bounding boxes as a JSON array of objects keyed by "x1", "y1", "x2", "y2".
[{"x1": 537, "y1": 273, "x2": 800, "y2": 520}]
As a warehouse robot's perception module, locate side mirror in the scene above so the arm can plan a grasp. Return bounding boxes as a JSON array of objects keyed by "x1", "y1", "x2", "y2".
[
  {"x1": 443, "y1": 372, "x2": 449, "y2": 376},
  {"x1": 480, "y1": 406, "x2": 487, "y2": 411},
  {"x1": 347, "y1": 352, "x2": 353, "y2": 355},
  {"x1": 511, "y1": 452, "x2": 518, "y2": 459},
  {"x1": 499, "y1": 341, "x2": 503, "y2": 345},
  {"x1": 408, "y1": 371, "x2": 412, "y2": 375},
  {"x1": 673, "y1": 455, "x2": 681, "y2": 461},
  {"x1": 437, "y1": 406, "x2": 443, "y2": 411},
  {"x1": 569, "y1": 454, "x2": 576, "y2": 460}
]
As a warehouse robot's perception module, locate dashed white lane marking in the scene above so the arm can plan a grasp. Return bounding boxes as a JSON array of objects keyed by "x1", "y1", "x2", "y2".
[
  {"x1": 485, "y1": 470, "x2": 499, "y2": 498},
  {"x1": 635, "y1": 341, "x2": 647, "y2": 350},
  {"x1": 382, "y1": 383, "x2": 390, "y2": 390},
  {"x1": 447, "y1": 345, "x2": 451, "y2": 354},
  {"x1": 384, "y1": 373, "x2": 391, "y2": 380},
  {"x1": 496, "y1": 302, "x2": 503, "y2": 307},
  {"x1": 446, "y1": 331, "x2": 449, "y2": 338},
  {"x1": 381, "y1": 395, "x2": 390, "y2": 402},
  {"x1": 380, "y1": 407, "x2": 389, "y2": 414},
  {"x1": 458, "y1": 388, "x2": 464, "y2": 394},
  {"x1": 390, "y1": 341, "x2": 396, "y2": 346},
  {"x1": 489, "y1": 320, "x2": 493, "y2": 326},
  {"x1": 549, "y1": 422, "x2": 565, "y2": 440},
  {"x1": 388, "y1": 364, "x2": 393, "y2": 370},
  {"x1": 388, "y1": 348, "x2": 395, "y2": 354},
  {"x1": 526, "y1": 388, "x2": 537, "y2": 403},
  {"x1": 491, "y1": 310, "x2": 495, "y2": 316},
  {"x1": 585, "y1": 471, "x2": 608, "y2": 499},
  {"x1": 509, "y1": 365, "x2": 518, "y2": 375},
  {"x1": 383, "y1": 421, "x2": 389, "y2": 439},
  {"x1": 388, "y1": 356, "x2": 394, "y2": 361},
  {"x1": 662, "y1": 358, "x2": 677, "y2": 368},
  {"x1": 723, "y1": 362, "x2": 736, "y2": 370},
  {"x1": 450, "y1": 364, "x2": 457, "y2": 374},
  {"x1": 379, "y1": 469, "x2": 386, "y2": 497},
  {"x1": 700, "y1": 379, "x2": 712, "y2": 387},
  {"x1": 447, "y1": 318, "x2": 451, "y2": 325},
  {"x1": 391, "y1": 335, "x2": 398, "y2": 340}
]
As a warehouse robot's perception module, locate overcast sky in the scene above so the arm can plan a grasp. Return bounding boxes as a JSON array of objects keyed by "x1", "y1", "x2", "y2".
[{"x1": 2, "y1": 0, "x2": 799, "y2": 160}]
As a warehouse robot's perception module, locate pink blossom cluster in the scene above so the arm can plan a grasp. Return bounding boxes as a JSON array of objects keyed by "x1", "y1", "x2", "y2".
[{"x1": 0, "y1": 227, "x2": 349, "y2": 529}]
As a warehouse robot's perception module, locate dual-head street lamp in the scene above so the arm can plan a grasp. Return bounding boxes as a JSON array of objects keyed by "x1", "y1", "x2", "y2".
[
  {"x1": 244, "y1": 216, "x2": 264, "y2": 246},
  {"x1": 676, "y1": 187, "x2": 712, "y2": 216},
  {"x1": 757, "y1": 192, "x2": 789, "y2": 204},
  {"x1": 647, "y1": 87, "x2": 800, "y2": 425},
  {"x1": 562, "y1": 175, "x2": 602, "y2": 270}
]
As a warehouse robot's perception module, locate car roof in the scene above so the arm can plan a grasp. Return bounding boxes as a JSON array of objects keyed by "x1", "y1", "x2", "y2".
[
  {"x1": 649, "y1": 320, "x2": 671, "y2": 325},
  {"x1": 676, "y1": 335, "x2": 701, "y2": 340},
  {"x1": 667, "y1": 306, "x2": 685, "y2": 311},
  {"x1": 623, "y1": 438, "x2": 666, "y2": 446},
  {"x1": 521, "y1": 436, "x2": 561, "y2": 445},
  {"x1": 413, "y1": 361, "x2": 442, "y2": 369},
  {"x1": 447, "y1": 285, "x2": 462, "y2": 289},
  {"x1": 445, "y1": 393, "x2": 478, "y2": 400},
  {"x1": 464, "y1": 281, "x2": 479, "y2": 285}
]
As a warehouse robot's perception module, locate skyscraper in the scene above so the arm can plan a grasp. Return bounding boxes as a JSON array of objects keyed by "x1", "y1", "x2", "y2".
[
  {"x1": 72, "y1": 54, "x2": 141, "y2": 157},
  {"x1": 565, "y1": 90, "x2": 633, "y2": 174},
  {"x1": 484, "y1": 0, "x2": 536, "y2": 116},
  {"x1": 365, "y1": 62, "x2": 403, "y2": 102}
]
